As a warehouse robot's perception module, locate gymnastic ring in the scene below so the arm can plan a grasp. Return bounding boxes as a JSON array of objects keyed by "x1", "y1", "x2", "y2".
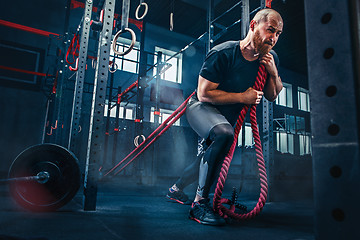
[
  {"x1": 135, "y1": 2, "x2": 148, "y2": 20},
  {"x1": 112, "y1": 28, "x2": 136, "y2": 56},
  {"x1": 109, "y1": 62, "x2": 118, "y2": 73},
  {"x1": 134, "y1": 134, "x2": 146, "y2": 147},
  {"x1": 169, "y1": 12, "x2": 174, "y2": 31}
]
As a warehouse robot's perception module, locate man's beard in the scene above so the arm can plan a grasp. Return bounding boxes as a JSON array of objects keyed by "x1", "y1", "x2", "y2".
[{"x1": 253, "y1": 30, "x2": 273, "y2": 56}]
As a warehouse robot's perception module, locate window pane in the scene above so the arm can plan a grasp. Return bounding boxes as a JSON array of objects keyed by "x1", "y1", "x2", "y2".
[
  {"x1": 307, "y1": 93, "x2": 310, "y2": 111},
  {"x1": 299, "y1": 135, "x2": 305, "y2": 155},
  {"x1": 122, "y1": 49, "x2": 138, "y2": 73},
  {"x1": 245, "y1": 126, "x2": 253, "y2": 146},
  {"x1": 119, "y1": 106, "x2": 124, "y2": 118},
  {"x1": 280, "y1": 132, "x2": 287, "y2": 152},
  {"x1": 298, "y1": 87, "x2": 310, "y2": 112},
  {"x1": 296, "y1": 116, "x2": 305, "y2": 134},
  {"x1": 125, "y1": 108, "x2": 133, "y2": 120},
  {"x1": 288, "y1": 134, "x2": 294, "y2": 154},
  {"x1": 278, "y1": 87, "x2": 286, "y2": 106},
  {"x1": 286, "y1": 86, "x2": 293, "y2": 108},
  {"x1": 286, "y1": 114, "x2": 296, "y2": 134},
  {"x1": 150, "y1": 108, "x2": 155, "y2": 123},
  {"x1": 300, "y1": 92, "x2": 307, "y2": 111},
  {"x1": 237, "y1": 128, "x2": 242, "y2": 147},
  {"x1": 164, "y1": 57, "x2": 178, "y2": 82}
]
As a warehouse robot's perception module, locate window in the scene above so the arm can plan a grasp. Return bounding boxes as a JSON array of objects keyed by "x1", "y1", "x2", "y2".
[
  {"x1": 154, "y1": 47, "x2": 182, "y2": 83},
  {"x1": 275, "y1": 82, "x2": 293, "y2": 108},
  {"x1": 104, "y1": 100, "x2": 135, "y2": 120},
  {"x1": 299, "y1": 134, "x2": 312, "y2": 155},
  {"x1": 276, "y1": 114, "x2": 311, "y2": 155},
  {"x1": 298, "y1": 87, "x2": 310, "y2": 112},
  {"x1": 237, "y1": 123, "x2": 255, "y2": 147},
  {"x1": 275, "y1": 132, "x2": 294, "y2": 154},
  {"x1": 284, "y1": 114, "x2": 305, "y2": 134},
  {"x1": 296, "y1": 116, "x2": 305, "y2": 134},
  {"x1": 110, "y1": 37, "x2": 140, "y2": 74},
  {"x1": 285, "y1": 114, "x2": 296, "y2": 134},
  {"x1": 150, "y1": 107, "x2": 180, "y2": 126}
]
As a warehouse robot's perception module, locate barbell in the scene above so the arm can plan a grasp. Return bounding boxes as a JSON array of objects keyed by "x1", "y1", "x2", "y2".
[{"x1": 1, "y1": 143, "x2": 81, "y2": 212}]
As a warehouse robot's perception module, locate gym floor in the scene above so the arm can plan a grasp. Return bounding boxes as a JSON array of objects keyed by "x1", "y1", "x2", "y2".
[{"x1": 0, "y1": 182, "x2": 314, "y2": 240}]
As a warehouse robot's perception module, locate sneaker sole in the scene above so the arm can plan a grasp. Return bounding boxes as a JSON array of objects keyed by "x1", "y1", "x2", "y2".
[{"x1": 188, "y1": 215, "x2": 226, "y2": 226}]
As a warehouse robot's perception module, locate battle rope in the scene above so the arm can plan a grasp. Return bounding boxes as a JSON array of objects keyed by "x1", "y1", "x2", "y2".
[
  {"x1": 103, "y1": 91, "x2": 196, "y2": 177},
  {"x1": 213, "y1": 64, "x2": 268, "y2": 220},
  {"x1": 66, "y1": 33, "x2": 80, "y2": 65}
]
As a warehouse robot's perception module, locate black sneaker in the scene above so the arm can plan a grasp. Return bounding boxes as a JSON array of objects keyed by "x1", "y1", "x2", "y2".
[
  {"x1": 189, "y1": 198, "x2": 226, "y2": 225},
  {"x1": 166, "y1": 188, "x2": 192, "y2": 205}
]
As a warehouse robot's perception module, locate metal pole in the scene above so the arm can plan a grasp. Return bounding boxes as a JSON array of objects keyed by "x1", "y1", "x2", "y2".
[
  {"x1": 260, "y1": 0, "x2": 266, "y2": 9},
  {"x1": 262, "y1": 99, "x2": 273, "y2": 201},
  {"x1": 154, "y1": 51, "x2": 162, "y2": 125},
  {"x1": 52, "y1": 0, "x2": 73, "y2": 146},
  {"x1": 112, "y1": 87, "x2": 122, "y2": 166},
  {"x1": 241, "y1": 0, "x2": 250, "y2": 39},
  {"x1": 83, "y1": 0, "x2": 116, "y2": 211},
  {"x1": 41, "y1": 97, "x2": 51, "y2": 144},
  {"x1": 102, "y1": 57, "x2": 116, "y2": 169},
  {"x1": 68, "y1": 0, "x2": 93, "y2": 153},
  {"x1": 134, "y1": 21, "x2": 147, "y2": 183},
  {"x1": 207, "y1": 0, "x2": 214, "y2": 53}
]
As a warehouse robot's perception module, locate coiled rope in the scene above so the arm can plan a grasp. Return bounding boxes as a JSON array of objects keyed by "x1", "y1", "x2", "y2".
[{"x1": 213, "y1": 64, "x2": 268, "y2": 220}]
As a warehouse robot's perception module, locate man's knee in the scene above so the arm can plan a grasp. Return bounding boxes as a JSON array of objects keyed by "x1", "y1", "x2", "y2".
[{"x1": 209, "y1": 123, "x2": 234, "y2": 146}]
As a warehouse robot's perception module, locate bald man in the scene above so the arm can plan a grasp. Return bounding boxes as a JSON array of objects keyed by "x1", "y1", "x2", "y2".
[{"x1": 167, "y1": 8, "x2": 283, "y2": 225}]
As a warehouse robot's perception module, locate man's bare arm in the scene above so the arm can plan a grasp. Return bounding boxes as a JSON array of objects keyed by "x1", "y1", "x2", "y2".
[{"x1": 197, "y1": 76, "x2": 264, "y2": 105}]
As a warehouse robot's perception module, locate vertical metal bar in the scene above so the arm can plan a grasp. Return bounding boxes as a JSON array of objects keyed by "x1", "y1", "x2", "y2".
[
  {"x1": 103, "y1": 58, "x2": 116, "y2": 168},
  {"x1": 136, "y1": 22, "x2": 147, "y2": 126},
  {"x1": 135, "y1": 21, "x2": 147, "y2": 181},
  {"x1": 304, "y1": 0, "x2": 360, "y2": 239},
  {"x1": 83, "y1": 0, "x2": 116, "y2": 211},
  {"x1": 121, "y1": 0, "x2": 130, "y2": 30},
  {"x1": 112, "y1": 87, "x2": 121, "y2": 166},
  {"x1": 52, "y1": 0, "x2": 73, "y2": 146},
  {"x1": 42, "y1": 98, "x2": 51, "y2": 144},
  {"x1": 154, "y1": 51, "x2": 162, "y2": 125},
  {"x1": 207, "y1": 0, "x2": 214, "y2": 53},
  {"x1": 262, "y1": 99, "x2": 273, "y2": 201},
  {"x1": 260, "y1": 0, "x2": 266, "y2": 9},
  {"x1": 293, "y1": 87, "x2": 300, "y2": 155},
  {"x1": 258, "y1": 0, "x2": 273, "y2": 202},
  {"x1": 241, "y1": 0, "x2": 250, "y2": 39},
  {"x1": 68, "y1": 0, "x2": 93, "y2": 152}
]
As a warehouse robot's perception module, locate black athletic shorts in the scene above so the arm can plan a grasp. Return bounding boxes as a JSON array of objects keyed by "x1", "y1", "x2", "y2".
[{"x1": 186, "y1": 94, "x2": 232, "y2": 139}]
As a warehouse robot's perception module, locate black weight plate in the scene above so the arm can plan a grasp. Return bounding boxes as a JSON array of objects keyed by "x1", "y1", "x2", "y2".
[{"x1": 8, "y1": 144, "x2": 80, "y2": 212}]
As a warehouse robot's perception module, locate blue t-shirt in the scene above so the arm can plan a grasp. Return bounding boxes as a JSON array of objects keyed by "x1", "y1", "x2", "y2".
[{"x1": 199, "y1": 40, "x2": 279, "y2": 125}]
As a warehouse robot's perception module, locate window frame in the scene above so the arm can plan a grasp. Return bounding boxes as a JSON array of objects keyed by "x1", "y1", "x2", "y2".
[
  {"x1": 298, "y1": 87, "x2": 310, "y2": 112},
  {"x1": 154, "y1": 46, "x2": 183, "y2": 84},
  {"x1": 275, "y1": 82, "x2": 293, "y2": 108}
]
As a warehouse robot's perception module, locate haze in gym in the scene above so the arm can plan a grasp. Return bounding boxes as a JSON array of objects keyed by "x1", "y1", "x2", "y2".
[{"x1": 0, "y1": 0, "x2": 359, "y2": 239}]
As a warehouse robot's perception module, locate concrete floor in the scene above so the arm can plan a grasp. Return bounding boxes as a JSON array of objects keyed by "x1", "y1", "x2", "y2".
[{"x1": 0, "y1": 183, "x2": 315, "y2": 240}]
